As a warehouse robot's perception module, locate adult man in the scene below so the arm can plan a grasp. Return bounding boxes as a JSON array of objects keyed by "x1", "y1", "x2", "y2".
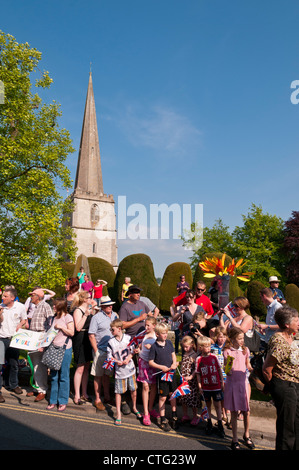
[
  {"x1": 0, "y1": 288, "x2": 27, "y2": 402},
  {"x1": 195, "y1": 282, "x2": 214, "y2": 317},
  {"x1": 88, "y1": 296, "x2": 118, "y2": 411},
  {"x1": 268, "y1": 276, "x2": 286, "y2": 305},
  {"x1": 24, "y1": 287, "x2": 56, "y2": 328},
  {"x1": 27, "y1": 288, "x2": 54, "y2": 402},
  {"x1": 259, "y1": 288, "x2": 280, "y2": 344},
  {"x1": 140, "y1": 296, "x2": 159, "y2": 318},
  {"x1": 118, "y1": 285, "x2": 152, "y2": 338}
]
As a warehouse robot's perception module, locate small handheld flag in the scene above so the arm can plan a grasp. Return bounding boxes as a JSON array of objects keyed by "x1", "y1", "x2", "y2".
[
  {"x1": 102, "y1": 358, "x2": 115, "y2": 371},
  {"x1": 170, "y1": 379, "x2": 191, "y2": 401},
  {"x1": 161, "y1": 370, "x2": 174, "y2": 382}
]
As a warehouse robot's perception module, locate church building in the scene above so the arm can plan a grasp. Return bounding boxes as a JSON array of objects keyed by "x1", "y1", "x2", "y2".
[{"x1": 68, "y1": 72, "x2": 118, "y2": 270}]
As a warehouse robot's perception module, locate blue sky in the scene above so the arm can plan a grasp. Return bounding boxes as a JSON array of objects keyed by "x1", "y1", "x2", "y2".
[{"x1": 2, "y1": 1, "x2": 299, "y2": 277}]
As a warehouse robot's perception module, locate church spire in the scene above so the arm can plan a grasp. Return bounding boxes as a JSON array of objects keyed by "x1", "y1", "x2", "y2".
[{"x1": 74, "y1": 71, "x2": 104, "y2": 196}]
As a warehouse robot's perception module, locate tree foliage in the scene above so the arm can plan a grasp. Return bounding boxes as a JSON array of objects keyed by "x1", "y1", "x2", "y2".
[
  {"x1": 0, "y1": 31, "x2": 76, "y2": 297},
  {"x1": 283, "y1": 211, "x2": 299, "y2": 286},
  {"x1": 182, "y1": 204, "x2": 286, "y2": 286}
]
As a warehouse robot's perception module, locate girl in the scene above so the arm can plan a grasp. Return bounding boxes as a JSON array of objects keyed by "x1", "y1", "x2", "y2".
[
  {"x1": 223, "y1": 327, "x2": 255, "y2": 450},
  {"x1": 180, "y1": 336, "x2": 201, "y2": 425},
  {"x1": 47, "y1": 299, "x2": 74, "y2": 412},
  {"x1": 136, "y1": 317, "x2": 158, "y2": 425}
]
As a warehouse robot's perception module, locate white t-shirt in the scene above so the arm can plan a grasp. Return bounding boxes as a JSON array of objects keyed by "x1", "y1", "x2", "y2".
[
  {"x1": 0, "y1": 301, "x2": 27, "y2": 338},
  {"x1": 139, "y1": 334, "x2": 157, "y2": 361},
  {"x1": 107, "y1": 333, "x2": 136, "y2": 380}
]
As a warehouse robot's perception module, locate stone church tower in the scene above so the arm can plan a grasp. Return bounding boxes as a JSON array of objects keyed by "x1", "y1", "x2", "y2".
[{"x1": 69, "y1": 72, "x2": 118, "y2": 269}]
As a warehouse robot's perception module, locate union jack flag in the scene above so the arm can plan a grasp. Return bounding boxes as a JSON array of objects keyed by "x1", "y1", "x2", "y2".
[
  {"x1": 127, "y1": 330, "x2": 146, "y2": 348},
  {"x1": 199, "y1": 405, "x2": 209, "y2": 421},
  {"x1": 161, "y1": 369, "x2": 174, "y2": 382},
  {"x1": 170, "y1": 379, "x2": 191, "y2": 401},
  {"x1": 102, "y1": 358, "x2": 115, "y2": 371}
]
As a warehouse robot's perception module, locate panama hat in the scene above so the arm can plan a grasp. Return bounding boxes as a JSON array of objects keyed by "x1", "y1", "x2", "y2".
[
  {"x1": 100, "y1": 296, "x2": 115, "y2": 306},
  {"x1": 269, "y1": 276, "x2": 280, "y2": 283}
]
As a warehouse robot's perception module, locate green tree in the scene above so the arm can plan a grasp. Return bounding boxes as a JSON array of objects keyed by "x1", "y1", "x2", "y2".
[
  {"x1": 0, "y1": 31, "x2": 76, "y2": 297},
  {"x1": 232, "y1": 204, "x2": 286, "y2": 285},
  {"x1": 181, "y1": 218, "x2": 234, "y2": 273}
]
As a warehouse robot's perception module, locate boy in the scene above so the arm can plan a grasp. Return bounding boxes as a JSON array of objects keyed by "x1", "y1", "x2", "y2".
[
  {"x1": 106, "y1": 319, "x2": 141, "y2": 425},
  {"x1": 148, "y1": 323, "x2": 179, "y2": 432},
  {"x1": 196, "y1": 336, "x2": 225, "y2": 437}
]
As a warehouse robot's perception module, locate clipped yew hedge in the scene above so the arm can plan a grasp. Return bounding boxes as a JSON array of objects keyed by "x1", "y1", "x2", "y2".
[
  {"x1": 159, "y1": 262, "x2": 193, "y2": 313},
  {"x1": 285, "y1": 283, "x2": 299, "y2": 311},
  {"x1": 113, "y1": 253, "x2": 160, "y2": 311},
  {"x1": 246, "y1": 280, "x2": 267, "y2": 320}
]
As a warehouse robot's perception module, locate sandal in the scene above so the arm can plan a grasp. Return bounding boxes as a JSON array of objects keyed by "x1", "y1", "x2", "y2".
[
  {"x1": 114, "y1": 418, "x2": 122, "y2": 426},
  {"x1": 58, "y1": 404, "x2": 66, "y2": 412},
  {"x1": 243, "y1": 434, "x2": 255, "y2": 449},
  {"x1": 190, "y1": 416, "x2": 200, "y2": 426},
  {"x1": 73, "y1": 398, "x2": 84, "y2": 405},
  {"x1": 132, "y1": 409, "x2": 142, "y2": 419},
  {"x1": 230, "y1": 440, "x2": 241, "y2": 450},
  {"x1": 46, "y1": 404, "x2": 56, "y2": 410}
]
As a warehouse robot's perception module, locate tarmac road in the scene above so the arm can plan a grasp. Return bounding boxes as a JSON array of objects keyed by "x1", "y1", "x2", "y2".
[{"x1": 0, "y1": 383, "x2": 276, "y2": 452}]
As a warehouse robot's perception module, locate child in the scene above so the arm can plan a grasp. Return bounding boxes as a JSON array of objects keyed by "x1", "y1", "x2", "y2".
[
  {"x1": 196, "y1": 336, "x2": 225, "y2": 437},
  {"x1": 106, "y1": 319, "x2": 141, "y2": 425},
  {"x1": 136, "y1": 316, "x2": 158, "y2": 426},
  {"x1": 223, "y1": 327, "x2": 255, "y2": 450},
  {"x1": 180, "y1": 336, "x2": 202, "y2": 425},
  {"x1": 210, "y1": 326, "x2": 228, "y2": 424},
  {"x1": 148, "y1": 323, "x2": 179, "y2": 432}
]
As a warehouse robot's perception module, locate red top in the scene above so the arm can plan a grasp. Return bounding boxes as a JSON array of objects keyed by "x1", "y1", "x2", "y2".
[
  {"x1": 93, "y1": 285, "x2": 103, "y2": 299},
  {"x1": 196, "y1": 354, "x2": 222, "y2": 391}
]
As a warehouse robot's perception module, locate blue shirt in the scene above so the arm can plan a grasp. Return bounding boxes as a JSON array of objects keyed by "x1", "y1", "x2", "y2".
[{"x1": 88, "y1": 310, "x2": 118, "y2": 351}]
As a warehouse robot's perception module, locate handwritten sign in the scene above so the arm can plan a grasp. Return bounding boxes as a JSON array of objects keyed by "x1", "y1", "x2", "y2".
[{"x1": 9, "y1": 326, "x2": 58, "y2": 351}]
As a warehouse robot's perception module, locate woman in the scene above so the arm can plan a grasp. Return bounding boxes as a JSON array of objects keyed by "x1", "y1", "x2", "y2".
[
  {"x1": 262, "y1": 306, "x2": 299, "y2": 450},
  {"x1": 220, "y1": 296, "x2": 259, "y2": 352},
  {"x1": 47, "y1": 299, "x2": 74, "y2": 412},
  {"x1": 71, "y1": 291, "x2": 96, "y2": 405},
  {"x1": 172, "y1": 290, "x2": 205, "y2": 337},
  {"x1": 65, "y1": 277, "x2": 79, "y2": 313},
  {"x1": 92, "y1": 279, "x2": 107, "y2": 307}
]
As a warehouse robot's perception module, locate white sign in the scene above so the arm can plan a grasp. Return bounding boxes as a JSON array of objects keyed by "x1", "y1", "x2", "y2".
[{"x1": 9, "y1": 326, "x2": 58, "y2": 351}]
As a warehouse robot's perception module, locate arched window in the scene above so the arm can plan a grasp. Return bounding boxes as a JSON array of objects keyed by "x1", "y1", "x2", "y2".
[{"x1": 91, "y1": 204, "x2": 100, "y2": 224}]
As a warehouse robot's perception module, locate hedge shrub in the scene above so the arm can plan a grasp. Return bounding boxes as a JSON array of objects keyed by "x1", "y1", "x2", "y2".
[
  {"x1": 113, "y1": 253, "x2": 160, "y2": 311},
  {"x1": 159, "y1": 262, "x2": 193, "y2": 313},
  {"x1": 246, "y1": 280, "x2": 267, "y2": 320},
  {"x1": 285, "y1": 283, "x2": 299, "y2": 311}
]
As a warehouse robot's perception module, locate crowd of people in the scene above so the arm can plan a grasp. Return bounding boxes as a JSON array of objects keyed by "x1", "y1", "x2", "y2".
[{"x1": 0, "y1": 273, "x2": 298, "y2": 450}]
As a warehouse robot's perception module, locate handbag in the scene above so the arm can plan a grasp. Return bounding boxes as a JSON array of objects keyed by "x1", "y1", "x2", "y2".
[
  {"x1": 244, "y1": 328, "x2": 261, "y2": 352},
  {"x1": 41, "y1": 337, "x2": 70, "y2": 370}
]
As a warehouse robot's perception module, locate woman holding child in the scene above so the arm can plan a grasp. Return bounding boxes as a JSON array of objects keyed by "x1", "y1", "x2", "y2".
[{"x1": 172, "y1": 290, "x2": 205, "y2": 337}]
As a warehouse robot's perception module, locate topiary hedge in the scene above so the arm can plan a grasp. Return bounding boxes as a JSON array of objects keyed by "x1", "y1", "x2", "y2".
[
  {"x1": 159, "y1": 262, "x2": 193, "y2": 313},
  {"x1": 88, "y1": 257, "x2": 116, "y2": 298},
  {"x1": 113, "y1": 253, "x2": 160, "y2": 311},
  {"x1": 246, "y1": 280, "x2": 267, "y2": 320},
  {"x1": 285, "y1": 284, "x2": 299, "y2": 311}
]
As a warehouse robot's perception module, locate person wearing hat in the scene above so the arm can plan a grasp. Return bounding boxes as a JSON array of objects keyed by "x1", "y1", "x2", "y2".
[
  {"x1": 88, "y1": 296, "x2": 118, "y2": 411},
  {"x1": 118, "y1": 285, "x2": 153, "y2": 339},
  {"x1": 269, "y1": 276, "x2": 286, "y2": 305},
  {"x1": 26, "y1": 288, "x2": 54, "y2": 402}
]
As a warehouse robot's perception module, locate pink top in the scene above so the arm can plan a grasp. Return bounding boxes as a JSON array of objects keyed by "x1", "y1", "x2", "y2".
[{"x1": 52, "y1": 314, "x2": 73, "y2": 349}]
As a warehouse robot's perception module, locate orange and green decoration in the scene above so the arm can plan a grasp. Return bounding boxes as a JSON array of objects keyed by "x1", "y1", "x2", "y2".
[{"x1": 198, "y1": 254, "x2": 254, "y2": 282}]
